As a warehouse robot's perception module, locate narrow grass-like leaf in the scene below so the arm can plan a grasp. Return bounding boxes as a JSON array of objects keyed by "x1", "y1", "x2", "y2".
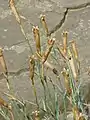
[{"x1": 55, "y1": 92, "x2": 59, "y2": 120}]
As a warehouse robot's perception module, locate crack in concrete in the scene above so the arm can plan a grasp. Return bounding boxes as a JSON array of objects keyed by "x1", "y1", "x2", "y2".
[
  {"x1": 0, "y1": 67, "x2": 29, "y2": 80},
  {"x1": 11, "y1": 40, "x2": 26, "y2": 46},
  {"x1": 8, "y1": 67, "x2": 29, "y2": 76},
  {"x1": 48, "y1": 2, "x2": 90, "y2": 36},
  {"x1": 48, "y1": 8, "x2": 68, "y2": 36},
  {"x1": 66, "y1": 2, "x2": 90, "y2": 10},
  {"x1": 9, "y1": 2, "x2": 90, "y2": 47},
  {"x1": 0, "y1": 66, "x2": 59, "y2": 79}
]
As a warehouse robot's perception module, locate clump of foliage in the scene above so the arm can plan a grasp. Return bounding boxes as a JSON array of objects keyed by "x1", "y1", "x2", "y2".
[{"x1": 0, "y1": 0, "x2": 89, "y2": 120}]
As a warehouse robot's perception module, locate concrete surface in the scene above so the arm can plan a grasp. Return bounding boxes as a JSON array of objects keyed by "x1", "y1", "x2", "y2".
[{"x1": 0, "y1": 0, "x2": 90, "y2": 106}]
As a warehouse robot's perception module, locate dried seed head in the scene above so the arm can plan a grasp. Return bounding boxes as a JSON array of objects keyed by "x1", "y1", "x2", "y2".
[
  {"x1": 40, "y1": 14, "x2": 48, "y2": 35},
  {"x1": 71, "y1": 40, "x2": 78, "y2": 60},
  {"x1": 47, "y1": 38, "x2": 55, "y2": 45},
  {"x1": 62, "y1": 31, "x2": 68, "y2": 36},
  {"x1": 62, "y1": 31, "x2": 68, "y2": 54},
  {"x1": 29, "y1": 56, "x2": 35, "y2": 84},
  {"x1": 40, "y1": 14, "x2": 45, "y2": 21},
  {"x1": 32, "y1": 26, "x2": 41, "y2": 54},
  {"x1": 61, "y1": 68, "x2": 71, "y2": 95}
]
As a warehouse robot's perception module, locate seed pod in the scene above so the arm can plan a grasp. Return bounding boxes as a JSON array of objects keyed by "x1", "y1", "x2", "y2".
[
  {"x1": 42, "y1": 39, "x2": 55, "y2": 63},
  {"x1": 71, "y1": 40, "x2": 78, "y2": 60},
  {"x1": 61, "y1": 68, "x2": 71, "y2": 95},
  {"x1": 29, "y1": 56, "x2": 35, "y2": 85},
  {"x1": 0, "y1": 48, "x2": 8, "y2": 75},
  {"x1": 62, "y1": 31, "x2": 68, "y2": 54},
  {"x1": 72, "y1": 106, "x2": 80, "y2": 120},
  {"x1": 40, "y1": 14, "x2": 48, "y2": 36},
  {"x1": 32, "y1": 26, "x2": 41, "y2": 54},
  {"x1": 71, "y1": 40, "x2": 80, "y2": 76},
  {"x1": 68, "y1": 48, "x2": 77, "y2": 81}
]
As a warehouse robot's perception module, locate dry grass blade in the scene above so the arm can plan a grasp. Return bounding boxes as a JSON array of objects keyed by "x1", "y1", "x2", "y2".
[
  {"x1": 69, "y1": 57, "x2": 77, "y2": 80},
  {"x1": 57, "y1": 45, "x2": 67, "y2": 60},
  {"x1": 71, "y1": 40, "x2": 80, "y2": 75},
  {"x1": 40, "y1": 14, "x2": 49, "y2": 36},
  {"x1": 42, "y1": 38, "x2": 55, "y2": 63},
  {"x1": 9, "y1": 0, "x2": 33, "y2": 54},
  {"x1": 0, "y1": 48, "x2": 8, "y2": 75},
  {"x1": 62, "y1": 31, "x2": 68, "y2": 54},
  {"x1": 4, "y1": 92, "x2": 24, "y2": 106},
  {"x1": 0, "y1": 96, "x2": 14, "y2": 120},
  {"x1": 9, "y1": 0, "x2": 21, "y2": 23},
  {"x1": 0, "y1": 48, "x2": 10, "y2": 90},
  {"x1": 32, "y1": 26, "x2": 41, "y2": 54},
  {"x1": 71, "y1": 40, "x2": 78, "y2": 60}
]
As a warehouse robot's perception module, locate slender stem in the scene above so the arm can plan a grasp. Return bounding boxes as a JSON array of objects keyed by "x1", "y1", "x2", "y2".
[
  {"x1": 9, "y1": 110, "x2": 14, "y2": 120},
  {"x1": 32, "y1": 82, "x2": 39, "y2": 110}
]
